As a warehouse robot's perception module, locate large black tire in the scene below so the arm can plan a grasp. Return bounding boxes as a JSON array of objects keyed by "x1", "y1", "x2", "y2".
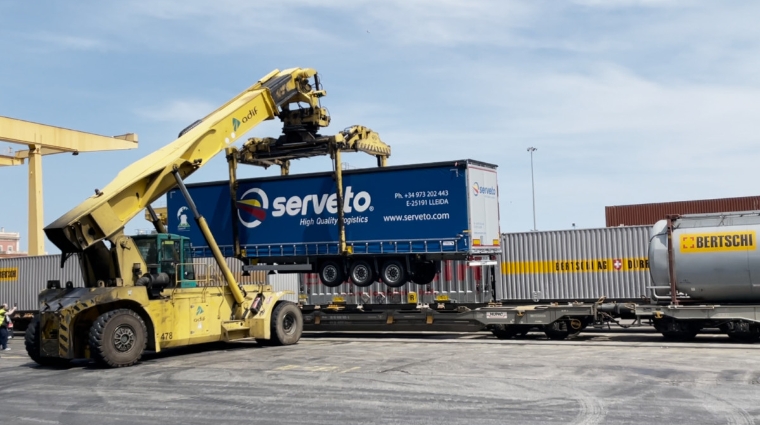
[
  {"x1": 381, "y1": 260, "x2": 408, "y2": 288},
  {"x1": 89, "y1": 309, "x2": 147, "y2": 368},
  {"x1": 24, "y1": 316, "x2": 70, "y2": 367},
  {"x1": 349, "y1": 260, "x2": 376, "y2": 287},
  {"x1": 319, "y1": 261, "x2": 345, "y2": 288},
  {"x1": 260, "y1": 302, "x2": 303, "y2": 346},
  {"x1": 411, "y1": 262, "x2": 437, "y2": 285}
]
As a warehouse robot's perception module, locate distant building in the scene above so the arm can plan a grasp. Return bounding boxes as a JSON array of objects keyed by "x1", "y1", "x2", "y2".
[{"x1": 0, "y1": 228, "x2": 27, "y2": 258}]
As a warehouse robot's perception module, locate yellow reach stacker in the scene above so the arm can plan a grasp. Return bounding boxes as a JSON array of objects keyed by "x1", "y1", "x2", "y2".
[{"x1": 25, "y1": 68, "x2": 388, "y2": 368}]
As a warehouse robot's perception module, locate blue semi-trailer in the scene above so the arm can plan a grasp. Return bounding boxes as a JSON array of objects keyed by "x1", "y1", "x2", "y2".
[{"x1": 167, "y1": 159, "x2": 501, "y2": 288}]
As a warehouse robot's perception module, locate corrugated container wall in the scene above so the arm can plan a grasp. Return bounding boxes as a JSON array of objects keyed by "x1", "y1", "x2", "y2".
[
  {"x1": 300, "y1": 260, "x2": 495, "y2": 305},
  {"x1": 266, "y1": 272, "x2": 299, "y2": 303},
  {"x1": 0, "y1": 255, "x2": 83, "y2": 311},
  {"x1": 497, "y1": 226, "x2": 652, "y2": 301},
  {"x1": 0, "y1": 255, "x2": 301, "y2": 311},
  {"x1": 605, "y1": 196, "x2": 760, "y2": 227}
]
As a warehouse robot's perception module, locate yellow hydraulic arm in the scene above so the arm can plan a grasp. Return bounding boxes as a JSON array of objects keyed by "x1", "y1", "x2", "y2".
[{"x1": 44, "y1": 68, "x2": 331, "y2": 304}]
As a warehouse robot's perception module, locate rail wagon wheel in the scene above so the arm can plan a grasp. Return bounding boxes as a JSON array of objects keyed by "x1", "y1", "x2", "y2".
[
  {"x1": 260, "y1": 302, "x2": 303, "y2": 346},
  {"x1": 491, "y1": 325, "x2": 521, "y2": 339},
  {"x1": 319, "y1": 261, "x2": 345, "y2": 288},
  {"x1": 24, "y1": 316, "x2": 70, "y2": 367},
  {"x1": 89, "y1": 309, "x2": 147, "y2": 368},
  {"x1": 543, "y1": 320, "x2": 579, "y2": 340},
  {"x1": 720, "y1": 322, "x2": 760, "y2": 343},
  {"x1": 350, "y1": 260, "x2": 376, "y2": 287},
  {"x1": 726, "y1": 332, "x2": 760, "y2": 343},
  {"x1": 653, "y1": 318, "x2": 699, "y2": 342},
  {"x1": 381, "y1": 260, "x2": 407, "y2": 288}
]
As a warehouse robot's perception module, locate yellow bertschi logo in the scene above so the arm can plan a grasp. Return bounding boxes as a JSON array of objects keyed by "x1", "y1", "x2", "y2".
[
  {"x1": 0, "y1": 267, "x2": 18, "y2": 281},
  {"x1": 680, "y1": 231, "x2": 757, "y2": 253}
]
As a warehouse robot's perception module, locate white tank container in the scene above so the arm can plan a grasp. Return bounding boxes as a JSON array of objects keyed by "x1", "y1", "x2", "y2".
[{"x1": 649, "y1": 211, "x2": 760, "y2": 302}]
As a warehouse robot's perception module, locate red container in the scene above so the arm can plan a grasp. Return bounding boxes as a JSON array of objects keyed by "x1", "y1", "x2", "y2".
[{"x1": 605, "y1": 196, "x2": 760, "y2": 227}]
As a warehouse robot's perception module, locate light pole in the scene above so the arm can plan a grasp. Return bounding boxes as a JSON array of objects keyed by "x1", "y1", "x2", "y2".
[{"x1": 527, "y1": 147, "x2": 537, "y2": 231}]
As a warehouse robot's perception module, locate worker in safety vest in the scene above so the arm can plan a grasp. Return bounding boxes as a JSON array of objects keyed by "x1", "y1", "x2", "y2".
[{"x1": 0, "y1": 303, "x2": 17, "y2": 351}]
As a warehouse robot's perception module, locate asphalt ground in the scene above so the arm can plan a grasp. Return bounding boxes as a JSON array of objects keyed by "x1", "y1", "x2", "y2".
[{"x1": 1, "y1": 330, "x2": 759, "y2": 425}]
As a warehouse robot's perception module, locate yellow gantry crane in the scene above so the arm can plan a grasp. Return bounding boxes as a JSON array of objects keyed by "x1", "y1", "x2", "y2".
[{"x1": 0, "y1": 117, "x2": 138, "y2": 255}]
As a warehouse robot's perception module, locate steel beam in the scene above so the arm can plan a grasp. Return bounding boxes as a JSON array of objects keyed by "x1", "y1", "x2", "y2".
[
  {"x1": 28, "y1": 145, "x2": 44, "y2": 255},
  {"x1": 0, "y1": 154, "x2": 24, "y2": 166},
  {"x1": 0, "y1": 116, "x2": 138, "y2": 152}
]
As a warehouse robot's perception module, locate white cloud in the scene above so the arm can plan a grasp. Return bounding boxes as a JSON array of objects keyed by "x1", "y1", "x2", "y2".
[
  {"x1": 572, "y1": 0, "x2": 682, "y2": 7},
  {"x1": 28, "y1": 32, "x2": 109, "y2": 51}
]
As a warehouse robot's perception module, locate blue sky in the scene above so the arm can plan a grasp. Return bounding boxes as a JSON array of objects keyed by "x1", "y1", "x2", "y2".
[{"x1": 1, "y1": 0, "x2": 759, "y2": 254}]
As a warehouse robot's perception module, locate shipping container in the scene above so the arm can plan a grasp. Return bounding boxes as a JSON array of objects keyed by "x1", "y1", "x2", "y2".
[
  {"x1": 605, "y1": 196, "x2": 760, "y2": 227},
  {"x1": 0, "y1": 255, "x2": 83, "y2": 311},
  {"x1": 497, "y1": 226, "x2": 653, "y2": 301},
  {"x1": 299, "y1": 259, "x2": 495, "y2": 305},
  {"x1": 0, "y1": 255, "x2": 296, "y2": 313}
]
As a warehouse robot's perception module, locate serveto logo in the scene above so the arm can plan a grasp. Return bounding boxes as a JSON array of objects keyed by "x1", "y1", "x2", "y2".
[
  {"x1": 271, "y1": 186, "x2": 372, "y2": 217},
  {"x1": 177, "y1": 207, "x2": 191, "y2": 231},
  {"x1": 472, "y1": 182, "x2": 496, "y2": 197},
  {"x1": 237, "y1": 188, "x2": 269, "y2": 229}
]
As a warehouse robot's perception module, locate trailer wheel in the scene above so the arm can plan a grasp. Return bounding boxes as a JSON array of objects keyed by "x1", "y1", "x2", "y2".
[
  {"x1": 349, "y1": 260, "x2": 376, "y2": 287},
  {"x1": 411, "y1": 262, "x2": 437, "y2": 285},
  {"x1": 319, "y1": 261, "x2": 345, "y2": 287},
  {"x1": 89, "y1": 309, "x2": 147, "y2": 368},
  {"x1": 260, "y1": 302, "x2": 303, "y2": 346},
  {"x1": 24, "y1": 316, "x2": 70, "y2": 367},
  {"x1": 381, "y1": 260, "x2": 407, "y2": 288}
]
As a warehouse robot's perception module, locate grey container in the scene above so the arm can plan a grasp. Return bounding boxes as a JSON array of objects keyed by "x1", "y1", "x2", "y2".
[
  {"x1": 497, "y1": 226, "x2": 652, "y2": 301},
  {"x1": 299, "y1": 259, "x2": 495, "y2": 305},
  {"x1": 0, "y1": 255, "x2": 298, "y2": 312},
  {"x1": 0, "y1": 255, "x2": 82, "y2": 311}
]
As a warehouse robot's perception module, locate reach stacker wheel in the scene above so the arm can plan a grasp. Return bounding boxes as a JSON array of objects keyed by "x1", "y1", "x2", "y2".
[
  {"x1": 89, "y1": 309, "x2": 147, "y2": 368},
  {"x1": 24, "y1": 316, "x2": 70, "y2": 367},
  {"x1": 259, "y1": 302, "x2": 303, "y2": 346}
]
